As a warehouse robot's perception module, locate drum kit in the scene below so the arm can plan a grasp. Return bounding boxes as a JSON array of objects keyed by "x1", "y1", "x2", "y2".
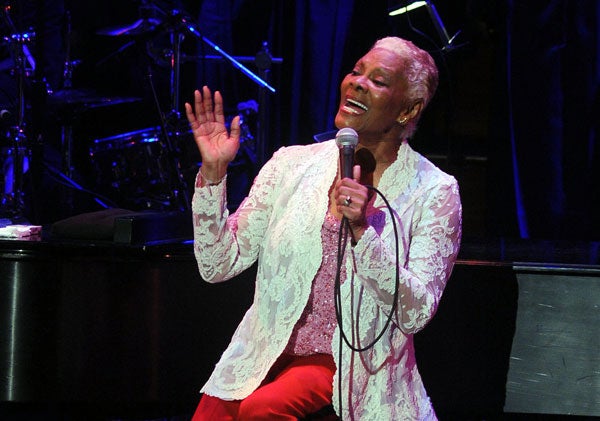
[{"x1": 1, "y1": 0, "x2": 277, "y2": 223}]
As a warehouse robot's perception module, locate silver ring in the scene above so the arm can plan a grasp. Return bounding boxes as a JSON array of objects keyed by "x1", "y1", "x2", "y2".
[{"x1": 343, "y1": 196, "x2": 352, "y2": 206}]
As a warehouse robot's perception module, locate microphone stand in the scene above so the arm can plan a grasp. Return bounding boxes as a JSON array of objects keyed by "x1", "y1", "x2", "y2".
[
  {"x1": 142, "y1": 0, "x2": 281, "y2": 211},
  {"x1": 146, "y1": 0, "x2": 277, "y2": 94}
]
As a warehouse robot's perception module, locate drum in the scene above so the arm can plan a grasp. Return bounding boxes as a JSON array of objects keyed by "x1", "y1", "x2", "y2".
[
  {"x1": 89, "y1": 118, "x2": 258, "y2": 211},
  {"x1": 89, "y1": 127, "x2": 171, "y2": 206}
]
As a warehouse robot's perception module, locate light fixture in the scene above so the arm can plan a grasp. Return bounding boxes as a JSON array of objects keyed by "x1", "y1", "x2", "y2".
[
  {"x1": 388, "y1": 1, "x2": 427, "y2": 17},
  {"x1": 388, "y1": 0, "x2": 462, "y2": 52}
]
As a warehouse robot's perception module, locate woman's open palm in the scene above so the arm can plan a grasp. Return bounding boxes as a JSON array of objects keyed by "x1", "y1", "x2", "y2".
[{"x1": 185, "y1": 86, "x2": 241, "y2": 168}]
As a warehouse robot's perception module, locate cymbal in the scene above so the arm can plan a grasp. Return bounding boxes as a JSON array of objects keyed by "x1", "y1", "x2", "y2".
[
  {"x1": 47, "y1": 88, "x2": 142, "y2": 109},
  {"x1": 96, "y1": 18, "x2": 161, "y2": 37}
]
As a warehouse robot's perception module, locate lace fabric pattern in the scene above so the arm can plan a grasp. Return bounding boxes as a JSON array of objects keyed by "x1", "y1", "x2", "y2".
[
  {"x1": 284, "y1": 210, "x2": 346, "y2": 356},
  {"x1": 191, "y1": 139, "x2": 462, "y2": 420},
  {"x1": 331, "y1": 142, "x2": 462, "y2": 420}
]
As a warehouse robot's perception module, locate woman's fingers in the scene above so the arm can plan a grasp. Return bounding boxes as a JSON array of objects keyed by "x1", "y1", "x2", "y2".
[
  {"x1": 184, "y1": 101, "x2": 195, "y2": 126},
  {"x1": 193, "y1": 86, "x2": 208, "y2": 124},
  {"x1": 185, "y1": 86, "x2": 242, "y2": 165},
  {"x1": 229, "y1": 115, "x2": 241, "y2": 143},
  {"x1": 201, "y1": 86, "x2": 213, "y2": 120},
  {"x1": 213, "y1": 90, "x2": 226, "y2": 124},
  {"x1": 353, "y1": 164, "x2": 361, "y2": 182}
]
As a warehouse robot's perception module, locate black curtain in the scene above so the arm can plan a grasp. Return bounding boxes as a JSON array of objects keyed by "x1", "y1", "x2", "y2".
[
  {"x1": 489, "y1": 0, "x2": 599, "y2": 240},
  {"x1": 9, "y1": 0, "x2": 598, "y2": 240},
  {"x1": 286, "y1": 0, "x2": 354, "y2": 145},
  {"x1": 192, "y1": 0, "x2": 392, "y2": 150},
  {"x1": 190, "y1": 0, "x2": 600, "y2": 241}
]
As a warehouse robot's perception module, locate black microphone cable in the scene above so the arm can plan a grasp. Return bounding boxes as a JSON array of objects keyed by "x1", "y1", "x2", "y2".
[{"x1": 334, "y1": 185, "x2": 401, "y2": 419}]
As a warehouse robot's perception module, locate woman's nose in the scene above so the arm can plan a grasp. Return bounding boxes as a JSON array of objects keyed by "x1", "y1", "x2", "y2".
[{"x1": 350, "y1": 76, "x2": 367, "y2": 91}]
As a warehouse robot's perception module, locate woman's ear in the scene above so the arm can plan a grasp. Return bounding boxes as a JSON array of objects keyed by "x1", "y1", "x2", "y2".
[{"x1": 397, "y1": 99, "x2": 424, "y2": 124}]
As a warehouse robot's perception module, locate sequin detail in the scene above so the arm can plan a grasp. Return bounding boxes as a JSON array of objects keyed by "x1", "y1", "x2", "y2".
[{"x1": 284, "y1": 211, "x2": 347, "y2": 355}]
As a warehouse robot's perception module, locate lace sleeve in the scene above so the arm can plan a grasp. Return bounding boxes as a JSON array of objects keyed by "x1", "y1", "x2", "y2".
[
  {"x1": 191, "y1": 151, "x2": 285, "y2": 283},
  {"x1": 353, "y1": 179, "x2": 462, "y2": 334}
]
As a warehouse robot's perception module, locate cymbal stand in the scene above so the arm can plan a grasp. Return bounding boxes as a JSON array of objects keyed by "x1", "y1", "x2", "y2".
[
  {"x1": 146, "y1": 62, "x2": 191, "y2": 212},
  {"x1": 168, "y1": 21, "x2": 183, "y2": 118},
  {"x1": 142, "y1": 1, "x2": 280, "y2": 211},
  {"x1": 165, "y1": 4, "x2": 282, "y2": 167},
  {"x1": 50, "y1": 9, "x2": 111, "y2": 213},
  {"x1": 59, "y1": 9, "x2": 75, "y2": 179},
  {"x1": 149, "y1": 0, "x2": 276, "y2": 92},
  {"x1": 147, "y1": 5, "x2": 191, "y2": 211},
  {"x1": 1, "y1": 5, "x2": 32, "y2": 221},
  {"x1": 62, "y1": 11, "x2": 73, "y2": 89}
]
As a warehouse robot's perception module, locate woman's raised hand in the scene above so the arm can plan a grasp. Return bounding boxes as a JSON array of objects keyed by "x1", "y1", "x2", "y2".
[{"x1": 185, "y1": 86, "x2": 241, "y2": 183}]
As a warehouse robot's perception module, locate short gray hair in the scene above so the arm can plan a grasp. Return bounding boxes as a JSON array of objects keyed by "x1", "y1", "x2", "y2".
[{"x1": 372, "y1": 37, "x2": 439, "y2": 136}]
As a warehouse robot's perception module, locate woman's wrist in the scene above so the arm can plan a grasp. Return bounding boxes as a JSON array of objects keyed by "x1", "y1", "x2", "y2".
[
  {"x1": 349, "y1": 224, "x2": 368, "y2": 246},
  {"x1": 197, "y1": 168, "x2": 226, "y2": 187}
]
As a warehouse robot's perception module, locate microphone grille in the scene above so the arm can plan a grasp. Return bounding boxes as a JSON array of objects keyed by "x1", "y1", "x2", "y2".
[{"x1": 335, "y1": 127, "x2": 358, "y2": 147}]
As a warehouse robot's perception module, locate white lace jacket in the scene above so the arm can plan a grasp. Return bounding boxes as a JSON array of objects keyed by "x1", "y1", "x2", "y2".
[{"x1": 191, "y1": 139, "x2": 462, "y2": 420}]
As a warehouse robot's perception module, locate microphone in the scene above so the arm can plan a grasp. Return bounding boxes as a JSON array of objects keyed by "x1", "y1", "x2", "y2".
[{"x1": 335, "y1": 127, "x2": 358, "y2": 179}]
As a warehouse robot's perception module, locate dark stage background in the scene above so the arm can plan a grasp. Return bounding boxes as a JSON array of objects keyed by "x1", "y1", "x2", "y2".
[
  {"x1": 1, "y1": 2, "x2": 600, "y2": 421},
  {"x1": 1, "y1": 0, "x2": 598, "y2": 242}
]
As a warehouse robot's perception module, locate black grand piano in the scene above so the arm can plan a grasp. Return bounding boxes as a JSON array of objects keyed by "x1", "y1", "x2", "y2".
[
  {"x1": 0, "y1": 212, "x2": 255, "y2": 420},
  {"x1": 1, "y1": 212, "x2": 599, "y2": 420}
]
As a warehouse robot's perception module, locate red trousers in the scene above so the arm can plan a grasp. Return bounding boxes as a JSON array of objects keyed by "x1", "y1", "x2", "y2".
[{"x1": 191, "y1": 353, "x2": 336, "y2": 421}]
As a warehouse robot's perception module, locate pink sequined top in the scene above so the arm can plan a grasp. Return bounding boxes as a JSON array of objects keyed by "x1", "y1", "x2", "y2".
[{"x1": 284, "y1": 210, "x2": 347, "y2": 355}]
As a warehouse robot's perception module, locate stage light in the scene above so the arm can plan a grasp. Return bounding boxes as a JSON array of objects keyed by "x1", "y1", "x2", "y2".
[
  {"x1": 388, "y1": 0, "x2": 462, "y2": 52},
  {"x1": 388, "y1": 1, "x2": 427, "y2": 17}
]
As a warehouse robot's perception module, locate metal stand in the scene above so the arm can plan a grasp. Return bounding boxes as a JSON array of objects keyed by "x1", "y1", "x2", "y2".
[
  {"x1": 145, "y1": 9, "x2": 190, "y2": 212},
  {"x1": 144, "y1": 1, "x2": 281, "y2": 210},
  {"x1": 255, "y1": 41, "x2": 273, "y2": 167},
  {"x1": 88, "y1": 1, "x2": 282, "y2": 212},
  {"x1": 0, "y1": 5, "x2": 33, "y2": 221},
  {"x1": 47, "y1": 10, "x2": 118, "y2": 214}
]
